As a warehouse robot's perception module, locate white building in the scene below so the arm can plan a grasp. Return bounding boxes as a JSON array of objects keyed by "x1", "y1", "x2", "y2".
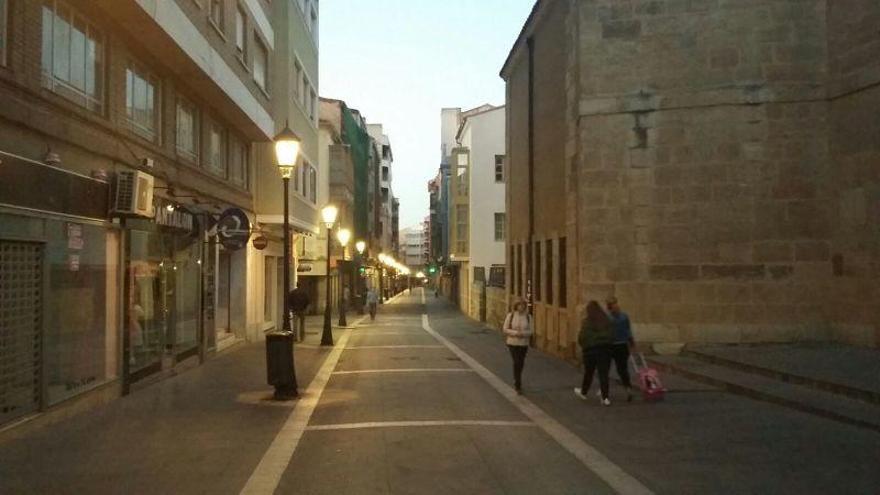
[{"x1": 400, "y1": 225, "x2": 428, "y2": 269}]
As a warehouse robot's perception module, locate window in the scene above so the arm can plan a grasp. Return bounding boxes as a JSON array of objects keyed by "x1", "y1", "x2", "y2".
[
  {"x1": 293, "y1": 61, "x2": 302, "y2": 99},
  {"x1": 309, "y1": 5, "x2": 318, "y2": 44},
  {"x1": 176, "y1": 98, "x2": 199, "y2": 161},
  {"x1": 207, "y1": 122, "x2": 226, "y2": 177},
  {"x1": 41, "y1": 1, "x2": 104, "y2": 112},
  {"x1": 300, "y1": 73, "x2": 308, "y2": 107},
  {"x1": 473, "y1": 266, "x2": 486, "y2": 283},
  {"x1": 489, "y1": 265, "x2": 506, "y2": 288},
  {"x1": 229, "y1": 134, "x2": 248, "y2": 188},
  {"x1": 382, "y1": 166, "x2": 389, "y2": 182},
  {"x1": 300, "y1": 162, "x2": 308, "y2": 196},
  {"x1": 455, "y1": 205, "x2": 468, "y2": 254},
  {"x1": 495, "y1": 154, "x2": 505, "y2": 182},
  {"x1": 309, "y1": 88, "x2": 317, "y2": 121},
  {"x1": 208, "y1": 0, "x2": 224, "y2": 32},
  {"x1": 494, "y1": 213, "x2": 506, "y2": 241},
  {"x1": 545, "y1": 239, "x2": 553, "y2": 306},
  {"x1": 264, "y1": 256, "x2": 275, "y2": 322},
  {"x1": 234, "y1": 6, "x2": 247, "y2": 60},
  {"x1": 309, "y1": 166, "x2": 317, "y2": 203},
  {"x1": 254, "y1": 37, "x2": 268, "y2": 92},
  {"x1": 533, "y1": 241, "x2": 541, "y2": 302},
  {"x1": 559, "y1": 237, "x2": 567, "y2": 308},
  {"x1": 125, "y1": 63, "x2": 159, "y2": 142},
  {"x1": 0, "y1": 0, "x2": 8, "y2": 66}
]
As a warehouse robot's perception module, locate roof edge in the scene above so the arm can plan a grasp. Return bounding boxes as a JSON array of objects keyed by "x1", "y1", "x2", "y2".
[{"x1": 499, "y1": 0, "x2": 550, "y2": 80}]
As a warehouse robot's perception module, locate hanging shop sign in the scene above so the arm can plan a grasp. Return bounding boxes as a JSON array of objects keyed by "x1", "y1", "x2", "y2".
[
  {"x1": 217, "y1": 207, "x2": 251, "y2": 251},
  {"x1": 252, "y1": 235, "x2": 269, "y2": 250},
  {"x1": 296, "y1": 263, "x2": 313, "y2": 273},
  {"x1": 154, "y1": 199, "x2": 196, "y2": 233}
]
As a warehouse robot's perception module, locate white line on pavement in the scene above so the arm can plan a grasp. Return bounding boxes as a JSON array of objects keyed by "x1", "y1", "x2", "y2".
[
  {"x1": 239, "y1": 321, "x2": 360, "y2": 495},
  {"x1": 331, "y1": 368, "x2": 474, "y2": 375},
  {"x1": 420, "y1": 314, "x2": 655, "y2": 495},
  {"x1": 305, "y1": 420, "x2": 536, "y2": 431},
  {"x1": 344, "y1": 344, "x2": 445, "y2": 350},
  {"x1": 421, "y1": 287, "x2": 426, "y2": 304}
]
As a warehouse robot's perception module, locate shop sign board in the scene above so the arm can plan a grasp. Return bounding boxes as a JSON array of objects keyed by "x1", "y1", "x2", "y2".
[
  {"x1": 252, "y1": 235, "x2": 269, "y2": 250},
  {"x1": 154, "y1": 200, "x2": 195, "y2": 232},
  {"x1": 217, "y1": 208, "x2": 251, "y2": 251}
]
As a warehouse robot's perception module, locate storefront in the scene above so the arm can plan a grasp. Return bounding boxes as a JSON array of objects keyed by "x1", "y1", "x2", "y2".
[
  {"x1": 0, "y1": 151, "x2": 120, "y2": 426},
  {"x1": 123, "y1": 199, "x2": 202, "y2": 386}
]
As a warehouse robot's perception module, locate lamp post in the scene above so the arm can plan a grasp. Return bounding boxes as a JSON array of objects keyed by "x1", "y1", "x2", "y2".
[
  {"x1": 336, "y1": 228, "x2": 351, "y2": 327},
  {"x1": 267, "y1": 124, "x2": 301, "y2": 400},
  {"x1": 378, "y1": 253, "x2": 387, "y2": 304},
  {"x1": 320, "y1": 205, "x2": 338, "y2": 346},
  {"x1": 355, "y1": 240, "x2": 366, "y2": 314}
]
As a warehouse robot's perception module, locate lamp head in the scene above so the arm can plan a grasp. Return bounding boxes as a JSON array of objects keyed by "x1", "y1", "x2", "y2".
[
  {"x1": 321, "y1": 204, "x2": 338, "y2": 228},
  {"x1": 274, "y1": 124, "x2": 301, "y2": 176},
  {"x1": 355, "y1": 240, "x2": 366, "y2": 254},
  {"x1": 336, "y1": 228, "x2": 351, "y2": 247}
]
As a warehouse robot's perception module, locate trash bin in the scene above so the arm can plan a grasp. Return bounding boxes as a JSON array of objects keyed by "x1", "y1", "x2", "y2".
[{"x1": 266, "y1": 331, "x2": 297, "y2": 399}]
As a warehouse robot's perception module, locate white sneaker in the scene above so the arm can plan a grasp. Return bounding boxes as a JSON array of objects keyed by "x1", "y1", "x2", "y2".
[
  {"x1": 574, "y1": 387, "x2": 588, "y2": 400},
  {"x1": 601, "y1": 397, "x2": 612, "y2": 407}
]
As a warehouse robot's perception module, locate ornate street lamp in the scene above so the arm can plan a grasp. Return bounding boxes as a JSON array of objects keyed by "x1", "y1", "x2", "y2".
[
  {"x1": 336, "y1": 228, "x2": 351, "y2": 327},
  {"x1": 320, "y1": 204, "x2": 338, "y2": 346},
  {"x1": 267, "y1": 124, "x2": 301, "y2": 400}
]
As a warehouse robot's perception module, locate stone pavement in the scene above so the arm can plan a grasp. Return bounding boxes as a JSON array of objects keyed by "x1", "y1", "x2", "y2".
[{"x1": 1, "y1": 289, "x2": 879, "y2": 494}]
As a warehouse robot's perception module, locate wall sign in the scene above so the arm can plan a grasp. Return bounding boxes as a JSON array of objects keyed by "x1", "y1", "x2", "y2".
[
  {"x1": 296, "y1": 263, "x2": 313, "y2": 273},
  {"x1": 217, "y1": 208, "x2": 251, "y2": 251},
  {"x1": 252, "y1": 235, "x2": 269, "y2": 250},
  {"x1": 155, "y1": 199, "x2": 195, "y2": 233}
]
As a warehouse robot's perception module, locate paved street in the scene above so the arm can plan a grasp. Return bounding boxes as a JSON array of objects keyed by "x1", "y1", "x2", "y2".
[{"x1": 1, "y1": 289, "x2": 878, "y2": 494}]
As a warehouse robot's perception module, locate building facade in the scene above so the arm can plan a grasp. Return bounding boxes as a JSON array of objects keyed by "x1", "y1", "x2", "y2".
[
  {"x1": 502, "y1": 0, "x2": 880, "y2": 358},
  {"x1": 455, "y1": 105, "x2": 507, "y2": 322},
  {"x1": 0, "y1": 0, "x2": 310, "y2": 430}
]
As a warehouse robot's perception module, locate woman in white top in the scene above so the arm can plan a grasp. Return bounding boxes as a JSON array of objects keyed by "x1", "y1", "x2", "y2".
[{"x1": 502, "y1": 299, "x2": 534, "y2": 394}]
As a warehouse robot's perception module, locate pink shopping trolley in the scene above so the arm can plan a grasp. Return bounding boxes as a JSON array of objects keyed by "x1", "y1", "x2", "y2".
[{"x1": 631, "y1": 353, "x2": 667, "y2": 401}]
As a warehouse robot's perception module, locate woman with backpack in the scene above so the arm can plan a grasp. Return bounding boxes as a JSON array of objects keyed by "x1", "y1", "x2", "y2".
[
  {"x1": 502, "y1": 299, "x2": 533, "y2": 395},
  {"x1": 575, "y1": 300, "x2": 614, "y2": 406}
]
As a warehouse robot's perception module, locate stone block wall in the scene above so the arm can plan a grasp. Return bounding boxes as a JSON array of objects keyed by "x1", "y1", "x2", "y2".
[
  {"x1": 573, "y1": 0, "x2": 842, "y2": 345},
  {"x1": 826, "y1": 0, "x2": 880, "y2": 346}
]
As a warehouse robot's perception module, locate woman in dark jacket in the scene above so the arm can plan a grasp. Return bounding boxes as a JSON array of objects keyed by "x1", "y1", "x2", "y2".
[{"x1": 575, "y1": 300, "x2": 614, "y2": 406}]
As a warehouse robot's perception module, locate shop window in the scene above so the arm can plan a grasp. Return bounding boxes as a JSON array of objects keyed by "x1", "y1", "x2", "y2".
[
  {"x1": 229, "y1": 134, "x2": 249, "y2": 189},
  {"x1": 234, "y1": 5, "x2": 247, "y2": 61},
  {"x1": 207, "y1": 122, "x2": 226, "y2": 177},
  {"x1": 254, "y1": 37, "x2": 268, "y2": 92},
  {"x1": 45, "y1": 221, "x2": 120, "y2": 404},
  {"x1": 559, "y1": 237, "x2": 567, "y2": 308},
  {"x1": 545, "y1": 239, "x2": 553, "y2": 306},
  {"x1": 41, "y1": 1, "x2": 104, "y2": 112},
  {"x1": 176, "y1": 98, "x2": 199, "y2": 162},
  {"x1": 0, "y1": 0, "x2": 8, "y2": 67},
  {"x1": 494, "y1": 213, "x2": 505, "y2": 241},
  {"x1": 126, "y1": 62, "x2": 160, "y2": 142}
]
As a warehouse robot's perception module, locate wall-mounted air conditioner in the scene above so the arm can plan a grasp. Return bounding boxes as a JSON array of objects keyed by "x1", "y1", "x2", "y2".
[{"x1": 113, "y1": 170, "x2": 155, "y2": 218}]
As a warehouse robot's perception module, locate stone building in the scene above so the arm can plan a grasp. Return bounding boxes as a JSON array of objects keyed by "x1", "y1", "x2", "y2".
[{"x1": 501, "y1": 0, "x2": 880, "y2": 357}]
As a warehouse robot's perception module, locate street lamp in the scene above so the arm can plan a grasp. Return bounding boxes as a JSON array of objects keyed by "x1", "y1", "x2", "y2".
[
  {"x1": 267, "y1": 124, "x2": 301, "y2": 400},
  {"x1": 336, "y1": 228, "x2": 351, "y2": 327},
  {"x1": 378, "y1": 253, "x2": 387, "y2": 303},
  {"x1": 320, "y1": 204, "x2": 338, "y2": 346}
]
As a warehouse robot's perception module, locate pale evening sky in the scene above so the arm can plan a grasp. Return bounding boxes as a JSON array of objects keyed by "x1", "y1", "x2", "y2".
[{"x1": 319, "y1": 0, "x2": 536, "y2": 230}]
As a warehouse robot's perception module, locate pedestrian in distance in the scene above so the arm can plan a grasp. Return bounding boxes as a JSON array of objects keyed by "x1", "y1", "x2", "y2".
[
  {"x1": 502, "y1": 299, "x2": 533, "y2": 395},
  {"x1": 574, "y1": 300, "x2": 614, "y2": 406},
  {"x1": 607, "y1": 296, "x2": 635, "y2": 402},
  {"x1": 366, "y1": 286, "x2": 379, "y2": 321},
  {"x1": 288, "y1": 284, "x2": 311, "y2": 340}
]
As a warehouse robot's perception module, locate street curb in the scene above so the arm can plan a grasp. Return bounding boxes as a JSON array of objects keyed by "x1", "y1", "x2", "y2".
[
  {"x1": 683, "y1": 348, "x2": 880, "y2": 405},
  {"x1": 647, "y1": 357, "x2": 880, "y2": 434}
]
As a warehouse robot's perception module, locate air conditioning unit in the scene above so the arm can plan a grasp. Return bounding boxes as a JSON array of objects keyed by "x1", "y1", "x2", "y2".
[{"x1": 113, "y1": 170, "x2": 155, "y2": 218}]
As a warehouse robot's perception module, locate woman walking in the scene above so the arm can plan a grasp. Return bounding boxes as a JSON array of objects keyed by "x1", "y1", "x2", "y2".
[
  {"x1": 575, "y1": 301, "x2": 614, "y2": 406},
  {"x1": 502, "y1": 299, "x2": 533, "y2": 395}
]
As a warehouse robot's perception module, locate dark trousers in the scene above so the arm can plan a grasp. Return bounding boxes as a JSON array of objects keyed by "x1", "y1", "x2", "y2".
[
  {"x1": 507, "y1": 345, "x2": 528, "y2": 390},
  {"x1": 611, "y1": 343, "x2": 632, "y2": 388},
  {"x1": 581, "y1": 345, "x2": 612, "y2": 399}
]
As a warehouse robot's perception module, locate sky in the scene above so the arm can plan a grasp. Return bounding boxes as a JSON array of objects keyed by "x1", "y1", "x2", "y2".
[{"x1": 319, "y1": 0, "x2": 536, "y2": 230}]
